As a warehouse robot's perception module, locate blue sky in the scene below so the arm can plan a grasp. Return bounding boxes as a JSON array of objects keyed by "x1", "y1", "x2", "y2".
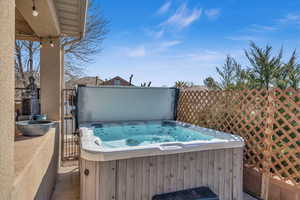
[{"x1": 87, "y1": 0, "x2": 300, "y2": 86}]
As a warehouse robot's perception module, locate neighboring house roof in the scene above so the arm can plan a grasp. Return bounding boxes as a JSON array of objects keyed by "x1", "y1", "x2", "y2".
[
  {"x1": 65, "y1": 76, "x2": 103, "y2": 88},
  {"x1": 65, "y1": 76, "x2": 134, "y2": 88},
  {"x1": 101, "y1": 76, "x2": 134, "y2": 86}
]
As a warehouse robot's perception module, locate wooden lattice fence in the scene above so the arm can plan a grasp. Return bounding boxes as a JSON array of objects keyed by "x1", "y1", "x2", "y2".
[{"x1": 176, "y1": 88, "x2": 300, "y2": 188}]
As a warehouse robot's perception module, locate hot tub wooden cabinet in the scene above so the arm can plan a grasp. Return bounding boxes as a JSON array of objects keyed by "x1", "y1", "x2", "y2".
[{"x1": 80, "y1": 147, "x2": 243, "y2": 200}]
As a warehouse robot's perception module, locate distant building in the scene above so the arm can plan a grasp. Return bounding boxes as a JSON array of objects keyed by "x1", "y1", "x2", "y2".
[
  {"x1": 182, "y1": 86, "x2": 208, "y2": 91},
  {"x1": 65, "y1": 76, "x2": 134, "y2": 88},
  {"x1": 65, "y1": 76, "x2": 103, "y2": 88},
  {"x1": 101, "y1": 76, "x2": 134, "y2": 86}
]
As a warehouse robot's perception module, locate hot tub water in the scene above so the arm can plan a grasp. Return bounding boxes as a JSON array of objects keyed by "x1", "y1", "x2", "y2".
[{"x1": 93, "y1": 121, "x2": 214, "y2": 149}]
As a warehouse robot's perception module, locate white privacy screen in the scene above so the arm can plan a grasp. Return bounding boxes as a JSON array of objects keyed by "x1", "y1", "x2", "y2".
[{"x1": 77, "y1": 86, "x2": 177, "y2": 123}]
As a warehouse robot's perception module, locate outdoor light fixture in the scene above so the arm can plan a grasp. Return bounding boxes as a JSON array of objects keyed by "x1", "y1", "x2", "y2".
[
  {"x1": 32, "y1": 0, "x2": 39, "y2": 17},
  {"x1": 50, "y1": 40, "x2": 54, "y2": 47}
]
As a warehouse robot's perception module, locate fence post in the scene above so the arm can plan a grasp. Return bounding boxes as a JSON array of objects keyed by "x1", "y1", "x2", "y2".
[{"x1": 261, "y1": 90, "x2": 274, "y2": 200}]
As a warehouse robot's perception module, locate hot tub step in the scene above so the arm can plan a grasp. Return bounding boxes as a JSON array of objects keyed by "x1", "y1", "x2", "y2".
[{"x1": 152, "y1": 187, "x2": 219, "y2": 200}]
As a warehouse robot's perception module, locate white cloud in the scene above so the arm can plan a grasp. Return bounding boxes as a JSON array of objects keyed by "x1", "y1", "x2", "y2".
[
  {"x1": 248, "y1": 24, "x2": 277, "y2": 32},
  {"x1": 153, "y1": 40, "x2": 182, "y2": 53},
  {"x1": 183, "y1": 50, "x2": 225, "y2": 62},
  {"x1": 146, "y1": 29, "x2": 165, "y2": 39},
  {"x1": 205, "y1": 9, "x2": 221, "y2": 20},
  {"x1": 226, "y1": 35, "x2": 259, "y2": 41},
  {"x1": 159, "y1": 40, "x2": 182, "y2": 48},
  {"x1": 168, "y1": 49, "x2": 245, "y2": 67},
  {"x1": 154, "y1": 30, "x2": 165, "y2": 38},
  {"x1": 246, "y1": 13, "x2": 300, "y2": 34},
  {"x1": 162, "y1": 4, "x2": 201, "y2": 29},
  {"x1": 157, "y1": 1, "x2": 172, "y2": 15},
  {"x1": 126, "y1": 46, "x2": 146, "y2": 57},
  {"x1": 279, "y1": 13, "x2": 300, "y2": 24},
  {"x1": 243, "y1": 13, "x2": 300, "y2": 34}
]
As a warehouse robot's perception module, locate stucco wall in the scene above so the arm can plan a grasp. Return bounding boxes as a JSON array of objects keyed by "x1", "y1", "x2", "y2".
[
  {"x1": 0, "y1": 0, "x2": 15, "y2": 199},
  {"x1": 13, "y1": 125, "x2": 59, "y2": 200},
  {"x1": 40, "y1": 40, "x2": 62, "y2": 121}
]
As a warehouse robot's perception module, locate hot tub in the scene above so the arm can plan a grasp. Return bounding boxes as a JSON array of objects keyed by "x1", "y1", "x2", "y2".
[
  {"x1": 80, "y1": 120, "x2": 243, "y2": 161},
  {"x1": 77, "y1": 86, "x2": 244, "y2": 200},
  {"x1": 80, "y1": 120, "x2": 244, "y2": 200}
]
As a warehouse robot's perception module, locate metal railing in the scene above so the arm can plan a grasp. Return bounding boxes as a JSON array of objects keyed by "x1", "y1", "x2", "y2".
[{"x1": 62, "y1": 89, "x2": 79, "y2": 161}]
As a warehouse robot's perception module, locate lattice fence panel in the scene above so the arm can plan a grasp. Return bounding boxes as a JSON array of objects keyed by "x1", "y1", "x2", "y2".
[
  {"x1": 177, "y1": 88, "x2": 300, "y2": 186},
  {"x1": 269, "y1": 88, "x2": 300, "y2": 186},
  {"x1": 177, "y1": 89, "x2": 268, "y2": 171}
]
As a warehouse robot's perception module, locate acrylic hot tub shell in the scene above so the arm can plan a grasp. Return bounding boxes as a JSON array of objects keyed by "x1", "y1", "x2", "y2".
[
  {"x1": 80, "y1": 120, "x2": 244, "y2": 200},
  {"x1": 80, "y1": 120, "x2": 244, "y2": 162}
]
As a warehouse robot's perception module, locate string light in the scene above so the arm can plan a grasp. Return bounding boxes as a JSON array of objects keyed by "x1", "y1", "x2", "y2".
[
  {"x1": 50, "y1": 40, "x2": 54, "y2": 47},
  {"x1": 32, "y1": 0, "x2": 39, "y2": 17}
]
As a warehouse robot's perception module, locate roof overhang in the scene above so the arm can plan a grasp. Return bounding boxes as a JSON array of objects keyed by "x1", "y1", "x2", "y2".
[{"x1": 15, "y1": 0, "x2": 88, "y2": 41}]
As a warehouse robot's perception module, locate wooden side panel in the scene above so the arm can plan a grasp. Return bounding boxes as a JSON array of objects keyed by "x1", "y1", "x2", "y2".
[
  {"x1": 80, "y1": 159, "x2": 85, "y2": 200},
  {"x1": 99, "y1": 161, "x2": 116, "y2": 200},
  {"x1": 163, "y1": 155, "x2": 172, "y2": 192},
  {"x1": 134, "y1": 158, "x2": 143, "y2": 200},
  {"x1": 218, "y1": 150, "x2": 226, "y2": 200},
  {"x1": 149, "y1": 156, "x2": 158, "y2": 196},
  {"x1": 213, "y1": 150, "x2": 219, "y2": 193},
  {"x1": 80, "y1": 159, "x2": 97, "y2": 200},
  {"x1": 225, "y1": 148, "x2": 233, "y2": 200},
  {"x1": 176, "y1": 153, "x2": 184, "y2": 190},
  {"x1": 81, "y1": 147, "x2": 243, "y2": 200},
  {"x1": 196, "y1": 151, "x2": 203, "y2": 186},
  {"x1": 232, "y1": 148, "x2": 244, "y2": 200},
  {"x1": 116, "y1": 159, "x2": 127, "y2": 200},
  {"x1": 208, "y1": 150, "x2": 215, "y2": 190},
  {"x1": 142, "y1": 157, "x2": 150, "y2": 200},
  {"x1": 157, "y1": 156, "x2": 164, "y2": 193},
  {"x1": 202, "y1": 151, "x2": 209, "y2": 187}
]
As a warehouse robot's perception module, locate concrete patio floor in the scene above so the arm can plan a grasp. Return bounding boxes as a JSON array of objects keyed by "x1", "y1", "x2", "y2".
[
  {"x1": 51, "y1": 162, "x2": 258, "y2": 200},
  {"x1": 51, "y1": 162, "x2": 80, "y2": 200}
]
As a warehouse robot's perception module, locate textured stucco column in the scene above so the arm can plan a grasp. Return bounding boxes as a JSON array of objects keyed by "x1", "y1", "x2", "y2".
[
  {"x1": 40, "y1": 40, "x2": 63, "y2": 121},
  {"x1": 59, "y1": 49, "x2": 64, "y2": 164},
  {"x1": 0, "y1": 0, "x2": 15, "y2": 199}
]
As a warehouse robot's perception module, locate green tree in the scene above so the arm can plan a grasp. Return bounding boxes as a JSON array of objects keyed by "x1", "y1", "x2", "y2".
[
  {"x1": 287, "y1": 64, "x2": 300, "y2": 89},
  {"x1": 174, "y1": 81, "x2": 193, "y2": 89},
  {"x1": 245, "y1": 42, "x2": 283, "y2": 90},
  {"x1": 275, "y1": 50, "x2": 300, "y2": 89},
  {"x1": 216, "y1": 55, "x2": 243, "y2": 89},
  {"x1": 235, "y1": 66, "x2": 251, "y2": 89},
  {"x1": 203, "y1": 77, "x2": 220, "y2": 90},
  {"x1": 203, "y1": 42, "x2": 300, "y2": 90}
]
